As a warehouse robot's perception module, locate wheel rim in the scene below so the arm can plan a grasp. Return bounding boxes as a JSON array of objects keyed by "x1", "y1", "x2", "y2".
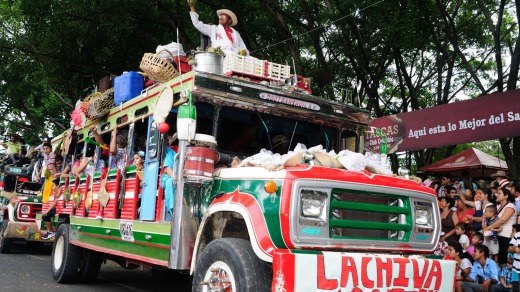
[
  {"x1": 53, "y1": 235, "x2": 65, "y2": 271},
  {"x1": 201, "y1": 261, "x2": 236, "y2": 292}
]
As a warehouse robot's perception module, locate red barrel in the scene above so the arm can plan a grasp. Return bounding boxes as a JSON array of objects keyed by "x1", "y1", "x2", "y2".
[{"x1": 184, "y1": 146, "x2": 217, "y2": 183}]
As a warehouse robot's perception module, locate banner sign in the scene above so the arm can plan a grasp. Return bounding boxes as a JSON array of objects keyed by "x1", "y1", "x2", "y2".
[
  {"x1": 365, "y1": 90, "x2": 520, "y2": 153},
  {"x1": 272, "y1": 251, "x2": 456, "y2": 291}
]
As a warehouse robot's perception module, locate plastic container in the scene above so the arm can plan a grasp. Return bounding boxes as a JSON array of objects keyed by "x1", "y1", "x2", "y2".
[{"x1": 114, "y1": 72, "x2": 144, "y2": 106}]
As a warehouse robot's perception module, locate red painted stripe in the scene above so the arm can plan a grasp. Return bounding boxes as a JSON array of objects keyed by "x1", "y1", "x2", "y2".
[
  {"x1": 71, "y1": 240, "x2": 168, "y2": 267},
  {"x1": 210, "y1": 189, "x2": 276, "y2": 258},
  {"x1": 280, "y1": 178, "x2": 295, "y2": 249},
  {"x1": 272, "y1": 250, "x2": 295, "y2": 292},
  {"x1": 120, "y1": 177, "x2": 139, "y2": 220}
]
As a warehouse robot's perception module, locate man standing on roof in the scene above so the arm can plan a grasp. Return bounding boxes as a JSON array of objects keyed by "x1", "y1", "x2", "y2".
[{"x1": 187, "y1": 0, "x2": 249, "y2": 57}]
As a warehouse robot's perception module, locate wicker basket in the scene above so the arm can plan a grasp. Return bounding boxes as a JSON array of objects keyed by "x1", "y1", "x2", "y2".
[
  {"x1": 139, "y1": 49, "x2": 180, "y2": 83},
  {"x1": 88, "y1": 88, "x2": 114, "y2": 120},
  {"x1": 80, "y1": 92, "x2": 102, "y2": 118}
]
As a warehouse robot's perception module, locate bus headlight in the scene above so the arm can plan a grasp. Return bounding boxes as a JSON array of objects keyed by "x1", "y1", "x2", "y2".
[
  {"x1": 20, "y1": 205, "x2": 31, "y2": 214},
  {"x1": 300, "y1": 190, "x2": 328, "y2": 224},
  {"x1": 414, "y1": 202, "x2": 433, "y2": 233}
]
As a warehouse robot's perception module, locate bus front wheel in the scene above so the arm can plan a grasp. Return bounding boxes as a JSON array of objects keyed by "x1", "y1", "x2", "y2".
[{"x1": 192, "y1": 238, "x2": 271, "y2": 292}]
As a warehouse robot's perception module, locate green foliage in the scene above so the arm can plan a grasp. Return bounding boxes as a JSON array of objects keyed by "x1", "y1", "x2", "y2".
[{"x1": 0, "y1": 0, "x2": 517, "y2": 173}]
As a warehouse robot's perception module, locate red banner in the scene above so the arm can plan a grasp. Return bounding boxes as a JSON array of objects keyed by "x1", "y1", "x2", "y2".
[{"x1": 365, "y1": 90, "x2": 520, "y2": 153}]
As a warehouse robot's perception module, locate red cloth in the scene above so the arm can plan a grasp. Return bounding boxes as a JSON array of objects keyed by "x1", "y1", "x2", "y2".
[{"x1": 224, "y1": 28, "x2": 234, "y2": 44}]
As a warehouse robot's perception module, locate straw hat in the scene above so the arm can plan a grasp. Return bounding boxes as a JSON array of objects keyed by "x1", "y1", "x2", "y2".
[
  {"x1": 217, "y1": 9, "x2": 238, "y2": 26},
  {"x1": 490, "y1": 170, "x2": 509, "y2": 178}
]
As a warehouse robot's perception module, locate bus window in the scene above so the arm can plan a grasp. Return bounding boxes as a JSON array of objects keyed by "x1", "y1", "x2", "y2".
[
  {"x1": 217, "y1": 107, "x2": 339, "y2": 155},
  {"x1": 148, "y1": 122, "x2": 160, "y2": 159},
  {"x1": 341, "y1": 131, "x2": 358, "y2": 152},
  {"x1": 195, "y1": 103, "x2": 214, "y2": 135}
]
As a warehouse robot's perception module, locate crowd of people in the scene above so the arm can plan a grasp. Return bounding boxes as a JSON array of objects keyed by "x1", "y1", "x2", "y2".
[{"x1": 426, "y1": 170, "x2": 520, "y2": 291}]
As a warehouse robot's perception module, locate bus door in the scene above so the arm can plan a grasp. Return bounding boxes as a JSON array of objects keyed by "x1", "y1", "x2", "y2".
[{"x1": 139, "y1": 117, "x2": 161, "y2": 220}]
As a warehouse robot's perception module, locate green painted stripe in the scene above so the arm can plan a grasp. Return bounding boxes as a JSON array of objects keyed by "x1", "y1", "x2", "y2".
[
  {"x1": 70, "y1": 217, "x2": 171, "y2": 261},
  {"x1": 73, "y1": 231, "x2": 169, "y2": 261},
  {"x1": 330, "y1": 219, "x2": 412, "y2": 231},
  {"x1": 290, "y1": 249, "x2": 322, "y2": 255},
  {"x1": 330, "y1": 200, "x2": 410, "y2": 214},
  {"x1": 70, "y1": 217, "x2": 172, "y2": 246}
]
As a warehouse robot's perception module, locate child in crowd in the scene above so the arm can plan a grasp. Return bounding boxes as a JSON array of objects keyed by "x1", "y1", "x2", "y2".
[
  {"x1": 508, "y1": 224, "x2": 520, "y2": 292},
  {"x1": 497, "y1": 254, "x2": 514, "y2": 291},
  {"x1": 467, "y1": 232, "x2": 484, "y2": 257},
  {"x1": 483, "y1": 204, "x2": 501, "y2": 261},
  {"x1": 456, "y1": 222, "x2": 470, "y2": 252}
]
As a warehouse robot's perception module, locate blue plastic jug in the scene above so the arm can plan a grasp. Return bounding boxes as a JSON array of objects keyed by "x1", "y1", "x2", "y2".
[{"x1": 114, "y1": 72, "x2": 144, "y2": 106}]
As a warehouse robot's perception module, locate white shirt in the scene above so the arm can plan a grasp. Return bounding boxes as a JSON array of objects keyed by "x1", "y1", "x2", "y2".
[
  {"x1": 457, "y1": 258, "x2": 472, "y2": 277},
  {"x1": 510, "y1": 232, "x2": 520, "y2": 273},
  {"x1": 498, "y1": 202, "x2": 516, "y2": 238},
  {"x1": 189, "y1": 11, "x2": 249, "y2": 57},
  {"x1": 459, "y1": 234, "x2": 470, "y2": 251}
]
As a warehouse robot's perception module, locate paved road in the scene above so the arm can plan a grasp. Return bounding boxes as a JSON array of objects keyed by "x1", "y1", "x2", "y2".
[{"x1": 0, "y1": 241, "x2": 192, "y2": 292}]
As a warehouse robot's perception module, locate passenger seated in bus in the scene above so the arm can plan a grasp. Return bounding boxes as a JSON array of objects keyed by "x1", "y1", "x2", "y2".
[
  {"x1": 89, "y1": 126, "x2": 127, "y2": 219},
  {"x1": 133, "y1": 151, "x2": 144, "y2": 171},
  {"x1": 134, "y1": 151, "x2": 144, "y2": 217},
  {"x1": 161, "y1": 134, "x2": 177, "y2": 221},
  {"x1": 271, "y1": 134, "x2": 290, "y2": 154},
  {"x1": 72, "y1": 145, "x2": 96, "y2": 177}
]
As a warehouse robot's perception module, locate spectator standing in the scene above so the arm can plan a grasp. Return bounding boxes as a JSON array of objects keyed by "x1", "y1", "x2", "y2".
[
  {"x1": 491, "y1": 171, "x2": 509, "y2": 190},
  {"x1": 508, "y1": 224, "x2": 520, "y2": 292},
  {"x1": 485, "y1": 188, "x2": 516, "y2": 265},
  {"x1": 440, "y1": 196, "x2": 460, "y2": 243},
  {"x1": 458, "y1": 196, "x2": 476, "y2": 226},
  {"x1": 464, "y1": 188, "x2": 496, "y2": 233},
  {"x1": 438, "y1": 174, "x2": 452, "y2": 197},
  {"x1": 483, "y1": 205, "x2": 501, "y2": 261}
]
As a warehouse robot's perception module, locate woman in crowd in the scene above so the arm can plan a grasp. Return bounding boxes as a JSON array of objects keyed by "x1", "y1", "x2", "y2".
[
  {"x1": 447, "y1": 241, "x2": 473, "y2": 292},
  {"x1": 440, "y1": 196, "x2": 460, "y2": 243},
  {"x1": 456, "y1": 196, "x2": 475, "y2": 227},
  {"x1": 462, "y1": 188, "x2": 495, "y2": 233},
  {"x1": 483, "y1": 187, "x2": 516, "y2": 265}
]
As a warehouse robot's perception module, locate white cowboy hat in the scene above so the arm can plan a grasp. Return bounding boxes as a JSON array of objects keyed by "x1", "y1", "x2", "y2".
[{"x1": 217, "y1": 9, "x2": 238, "y2": 26}]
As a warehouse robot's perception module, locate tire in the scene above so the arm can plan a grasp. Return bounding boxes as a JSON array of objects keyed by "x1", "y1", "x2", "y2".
[
  {"x1": 78, "y1": 249, "x2": 103, "y2": 283},
  {"x1": 192, "y1": 238, "x2": 271, "y2": 292},
  {"x1": 0, "y1": 220, "x2": 12, "y2": 254},
  {"x1": 51, "y1": 224, "x2": 82, "y2": 283}
]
